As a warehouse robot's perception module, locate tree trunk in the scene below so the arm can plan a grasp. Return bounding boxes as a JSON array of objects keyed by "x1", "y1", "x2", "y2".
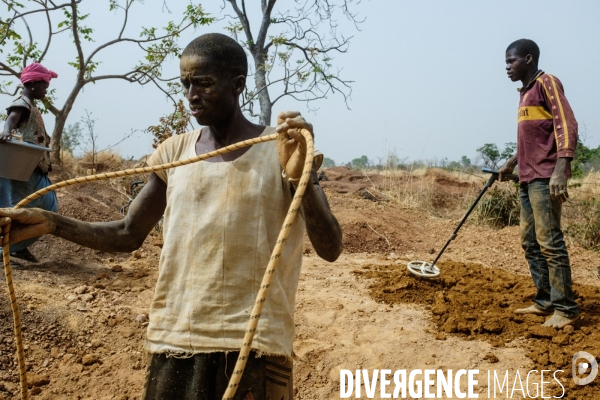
[
  {"x1": 50, "y1": 112, "x2": 68, "y2": 165},
  {"x1": 253, "y1": 52, "x2": 273, "y2": 126},
  {"x1": 49, "y1": 83, "x2": 83, "y2": 165}
]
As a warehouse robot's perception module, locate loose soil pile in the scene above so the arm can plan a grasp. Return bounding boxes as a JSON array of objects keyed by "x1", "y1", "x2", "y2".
[{"x1": 354, "y1": 260, "x2": 600, "y2": 398}]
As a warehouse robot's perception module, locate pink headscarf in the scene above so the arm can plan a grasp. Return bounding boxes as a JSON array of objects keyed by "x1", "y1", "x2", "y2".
[{"x1": 19, "y1": 63, "x2": 58, "y2": 84}]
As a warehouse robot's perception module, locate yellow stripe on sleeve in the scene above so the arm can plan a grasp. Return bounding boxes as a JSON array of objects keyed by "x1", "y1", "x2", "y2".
[
  {"x1": 537, "y1": 77, "x2": 559, "y2": 146},
  {"x1": 548, "y1": 75, "x2": 569, "y2": 149}
]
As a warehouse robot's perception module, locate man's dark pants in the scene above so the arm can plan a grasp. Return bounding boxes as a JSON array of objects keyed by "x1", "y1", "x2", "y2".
[
  {"x1": 142, "y1": 351, "x2": 293, "y2": 400},
  {"x1": 519, "y1": 179, "x2": 578, "y2": 318}
]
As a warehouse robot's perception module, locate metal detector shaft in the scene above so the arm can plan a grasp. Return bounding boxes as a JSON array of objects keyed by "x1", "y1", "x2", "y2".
[{"x1": 430, "y1": 168, "x2": 518, "y2": 266}]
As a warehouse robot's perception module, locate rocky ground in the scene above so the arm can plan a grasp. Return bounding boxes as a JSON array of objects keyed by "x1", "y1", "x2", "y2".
[{"x1": 0, "y1": 167, "x2": 599, "y2": 399}]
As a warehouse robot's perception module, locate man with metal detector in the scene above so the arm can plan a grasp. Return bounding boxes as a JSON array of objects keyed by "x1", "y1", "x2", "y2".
[
  {"x1": 499, "y1": 39, "x2": 579, "y2": 329},
  {"x1": 0, "y1": 33, "x2": 343, "y2": 399}
]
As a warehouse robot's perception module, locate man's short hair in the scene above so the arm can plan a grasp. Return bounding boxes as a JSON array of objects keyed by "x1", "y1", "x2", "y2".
[
  {"x1": 182, "y1": 33, "x2": 248, "y2": 78},
  {"x1": 506, "y1": 39, "x2": 540, "y2": 64}
]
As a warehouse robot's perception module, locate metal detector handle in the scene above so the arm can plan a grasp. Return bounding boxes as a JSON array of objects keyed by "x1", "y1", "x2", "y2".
[
  {"x1": 429, "y1": 168, "x2": 511, "y2": 266},
  {"x1": 482, "y1": 167, "x2": 519, "y2": 184}
]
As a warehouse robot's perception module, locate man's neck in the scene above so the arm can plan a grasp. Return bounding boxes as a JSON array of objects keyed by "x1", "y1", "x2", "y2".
[
  {"x1": 520, "y1": 67, "x2": 540, "y2": 89},
  {"x1": 207, "y1": 108, "x2": 262, "y2": 147}
]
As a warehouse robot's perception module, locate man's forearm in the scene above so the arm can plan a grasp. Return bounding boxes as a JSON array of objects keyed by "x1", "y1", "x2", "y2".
[
  {"x1": 554, "y1": 157, "x2": 569, "y2": 175},
  {"x1": 298, "y1": 169, "x2": 343, "y2": 262},
  {"x1": 506, "y1": 154, "x2": 518, "y2": 169},
  {"x1": 47, "y1": 211, "x2": 143, "y2": 253}
]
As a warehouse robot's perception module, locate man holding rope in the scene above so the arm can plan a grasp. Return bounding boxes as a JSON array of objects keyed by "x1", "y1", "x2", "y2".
[
  {"x1": 499, "y1": 39, "x2": 579, "y2": 329},
  {"x1": 0, "y1": 33, "x2": 343, "y2": 399}
]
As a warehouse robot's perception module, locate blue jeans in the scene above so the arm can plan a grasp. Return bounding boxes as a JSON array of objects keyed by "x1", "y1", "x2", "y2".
[
  {"x1": 519, "y1": 179, "x2": 578, "y2": 318},
  {"x1": 0, "y1": 169, "x2": 58, "y2": 253}
]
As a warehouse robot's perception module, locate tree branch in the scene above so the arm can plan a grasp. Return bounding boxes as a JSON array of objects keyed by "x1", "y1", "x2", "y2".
[
  {"x1": 42, "y1": 97, "x2": 60, "y2": 116},
  {"x1": 0, "y1": 61, "x2": 21, "y2": 78},
  {"x1": 0, "y1": 10, "x2": 18, "y2": 46},
  {"x1": 37, "y1": 2, "x2": 53, "y2": 62},
  {"x1": 118, "y1": 0, "x2": 132, "y2": 39},
  {"x1": 255, "y1": 0, "x2": 276, "y2": 49},
  {"x1": 21, "y1": 16, "x2": 34, "y2": 68},
  {"x1": 226, "y1": 0, "x2": 254, "y2": 50},
  {"x1": 1, "y1": 0, "x2": 79, "y2": 27},
  {"x1": 70, "y1": 0, "x2": 85, "y2": 80},
  {"x1": 85, "y1": 71, "x2": 179, "y2": 106},
  {"x1": 85, "y1": 20, "x2": 195, "y2": 67}
]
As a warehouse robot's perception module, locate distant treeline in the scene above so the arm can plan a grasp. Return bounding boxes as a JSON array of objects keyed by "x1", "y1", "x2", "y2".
[{"x1": 327, "y1": 139, "x2": 599, "y2": 177}]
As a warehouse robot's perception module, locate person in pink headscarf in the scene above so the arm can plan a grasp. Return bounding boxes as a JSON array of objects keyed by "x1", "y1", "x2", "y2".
[{"x1": 0, "y1": 63, "x2": 59, "y2": 262}]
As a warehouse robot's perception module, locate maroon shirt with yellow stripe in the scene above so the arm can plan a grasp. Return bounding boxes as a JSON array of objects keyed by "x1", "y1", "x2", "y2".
[{"x1": 517, "y1": 70, "x2": 578, "y2": 183}]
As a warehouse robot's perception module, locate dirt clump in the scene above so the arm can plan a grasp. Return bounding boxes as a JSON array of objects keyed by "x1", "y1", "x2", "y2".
[{"x1": 354, "y1": 260, "x2": 600, "y2": 398}]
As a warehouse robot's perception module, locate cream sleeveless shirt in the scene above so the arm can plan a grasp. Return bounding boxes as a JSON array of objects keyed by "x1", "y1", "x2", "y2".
[{"x1": 145, "y1": 127, "x2": 305, "y2": 357}]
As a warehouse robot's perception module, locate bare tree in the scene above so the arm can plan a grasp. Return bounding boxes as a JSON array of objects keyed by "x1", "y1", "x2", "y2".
[
  {"x1": 0, "y1": 0, "x2": 213, "y2": 163},
  {"x1": 80, "y1": 109, "x2": 97, "y2": 171},
  {"x1": 222, "y1": 0, "x2": 362, "y2": 125}
]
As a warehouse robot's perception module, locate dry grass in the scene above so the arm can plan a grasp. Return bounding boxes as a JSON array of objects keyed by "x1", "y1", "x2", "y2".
[
  {"x1": 375, "y1": 167, "x2": 437, "y2": 212},
  {"x1": 358, "y1": 165, "x2": 600, "y2": 255},
  {"x1": 59, "y1": 151, "x2": 78, "y2": 172},
  {"x1": 363, "y1": 167, "x2": 481, "y2": 219},
  {"x1": 474, "y1": 182, "x2": 520, "y2": 227},
  {"x1": 80, "y1": 150, "x2": 123, "y2": 172},
  {"x1": 59, "y1": 150, "x2": 141, "y2": 202},
  {"x1": 366, "y1": 166, "x2": 522, "y2": 227},
  {"x1": 561, "y1": 171, "x2": 600, "y2": 250}
]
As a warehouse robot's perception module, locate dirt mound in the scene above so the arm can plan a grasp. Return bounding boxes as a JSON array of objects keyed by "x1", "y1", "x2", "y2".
[
  {"x1": 424, "y1": 168, "x2": 474, "y2": 188},
  {"x1": 354, "y1": 261, "x2": 600, "y2": 398},
  {"x1": 320, "y1": 167, "x2": 385, "y2": 194}
]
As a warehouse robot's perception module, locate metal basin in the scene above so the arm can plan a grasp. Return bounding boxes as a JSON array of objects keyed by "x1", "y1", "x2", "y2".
[{"x1": 0, "y1": 140, "x2": 50, "y2": 181}]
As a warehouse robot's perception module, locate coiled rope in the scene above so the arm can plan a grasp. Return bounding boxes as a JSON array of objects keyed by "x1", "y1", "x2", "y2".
[{"x1": 1, "y1": 129, "x2": 314, "y2": 400}]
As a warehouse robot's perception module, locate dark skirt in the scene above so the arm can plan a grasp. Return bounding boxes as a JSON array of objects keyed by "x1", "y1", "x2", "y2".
[{"x1": 0, "y1": 169, "x2": 58, "y2": 252}]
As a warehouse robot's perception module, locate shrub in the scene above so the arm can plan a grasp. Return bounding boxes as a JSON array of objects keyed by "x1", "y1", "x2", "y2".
[
  {"x1": 476, "y1": 183, "x2": 520, "y2": 228},
  {"x1": 564, "y1": 199, "x2": 600, "y2": 250}
]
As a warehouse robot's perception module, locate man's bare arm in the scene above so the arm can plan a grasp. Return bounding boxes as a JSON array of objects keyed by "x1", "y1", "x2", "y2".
[
  {"x1": 0, "y1": 173, "x2": 166, "y2": 252},
  {"x1": 499, "y1": 154, "x2": 518, "y2": 181},
  {"x1": 298, "y1": 169, "x2": 343, "y2": 262}
]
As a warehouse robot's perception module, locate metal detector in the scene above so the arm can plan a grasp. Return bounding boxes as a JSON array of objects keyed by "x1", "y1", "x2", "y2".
[{"x1": 407, "y1": 167, "x2": 519, "y2": 279}]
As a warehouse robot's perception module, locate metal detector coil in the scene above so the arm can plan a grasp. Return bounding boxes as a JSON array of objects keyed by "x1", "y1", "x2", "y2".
[
  {"x1": 407, "y1": 167, "x2": 519, "y2": 279},
  {"x1": 407, "y1": 261, "x2": 440, "y2": 278}
]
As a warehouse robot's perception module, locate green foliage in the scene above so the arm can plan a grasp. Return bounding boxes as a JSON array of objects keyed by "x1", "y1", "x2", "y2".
[
  {"x1": 476, "y1": 183, "x2": 520, "y2": 228},
  {"x1": 501, "y1": 142, "x2": 517, "y2": 160},
  {"x1": 58, "y1": 10, "x2": 94, "y2": 42},
  {"x1": 461, "y1": 155, "x2": 471, "y2": 167},
  {"x1": 447, "y1": 160, "x2": 462, "y2": 169},
  {"x1": 351, "y1": 155, "x2": 370, "y2": 170},
  {"x1": 147, "y1": 99, "x2": 192, "y2": 149},
  {"x1": 476, "y1": 143, "x2": 500, "y2": 168},
  {"x1": 564, "y1": 199, "x2": 600, "y2": 250},
  {"x1": 571, "y1": 139, "x2": 600, "y2": 178},
  {"x1": 322, "y1": 157, "x2": 335, "y2": 168},
  {"x1": 135, "y1": 5, "x2": 214, "y2": 82},
  {"x1": 476, "y1": 142, "x2": 516, "y2": 169},
  {"x1": 61, "y1": 122, "x2": 83, "y2": 154}
]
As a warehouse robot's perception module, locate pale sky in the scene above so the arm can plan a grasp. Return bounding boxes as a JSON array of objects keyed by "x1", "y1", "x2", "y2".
[{"x1": 2, "y1": 1, "x2": 600, "y2": 165}]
